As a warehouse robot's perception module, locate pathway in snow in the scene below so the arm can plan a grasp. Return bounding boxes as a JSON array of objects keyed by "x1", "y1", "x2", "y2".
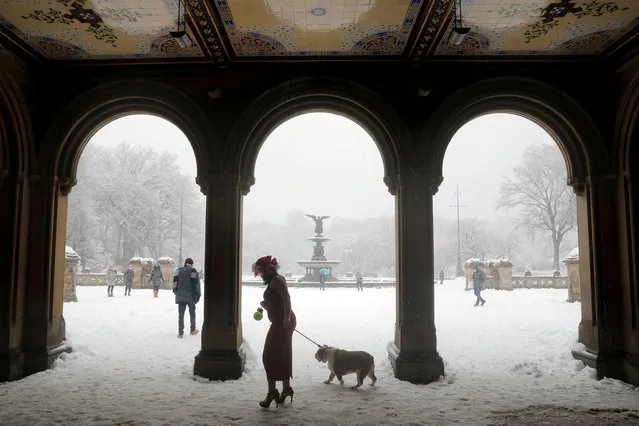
[{"x1": 1, "y1": 280, "x2": 637, "y2": 425}]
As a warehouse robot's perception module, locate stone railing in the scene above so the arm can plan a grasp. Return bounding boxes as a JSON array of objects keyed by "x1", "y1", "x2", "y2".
[
  {"x1": 76, "y1": 273, "x2": 124, "y2": 286},
  {"x1": 512, "y1": 275, "x2": 569, "y2": 289},
  {"x1": 242, "y1": 276, "x2": 396, "y2": 288}
]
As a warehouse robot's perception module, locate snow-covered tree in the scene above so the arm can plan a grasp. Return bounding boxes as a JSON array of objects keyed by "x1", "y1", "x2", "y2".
[
  {"x1": 496, "y1": 144, "x2": 576, "y2": 270},
  {"x1": 66, "y1": 142, "x2": 205, "y2": 271}
]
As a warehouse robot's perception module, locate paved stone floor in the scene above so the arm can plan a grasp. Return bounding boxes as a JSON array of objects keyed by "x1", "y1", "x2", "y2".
[{"x1": 488, "y1": 406, "x2": 639, "y2": 425}]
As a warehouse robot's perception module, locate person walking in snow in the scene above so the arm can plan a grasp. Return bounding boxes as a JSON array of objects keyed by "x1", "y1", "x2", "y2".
[
  {"x1": 439, "y1": 270, "x2": 445, "y2": 285},
  {"x1": 173, "y1": 258, "x2": 201, "y2": 338},
  {"x1": 472, "y1": 265, "x2": 486, "y2": 306},
  {"x1": 149, "y1": 264, "x2": 164, "y2": 298},
  {"x1": 355, "y1": 271, "x2": 364, "y2": 291},
  {"x1": 106, "y1": 266, "x2": 117, "y2": 297},
  {"x1": 123, "y1": 266, "x2": 134, "y2": 296}
]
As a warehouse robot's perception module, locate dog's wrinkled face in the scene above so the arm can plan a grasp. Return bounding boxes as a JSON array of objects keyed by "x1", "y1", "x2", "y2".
[{"x1": 314, "y1": 345, "x2": 328, "y2": 363}]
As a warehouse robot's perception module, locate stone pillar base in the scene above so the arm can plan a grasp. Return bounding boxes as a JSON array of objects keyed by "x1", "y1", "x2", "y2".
[
  {"x1": 620, "y1": 354, "x2": 639, "y2": 386},
  {"x1": 387, "y1": 343, "x2": 445, "y2": 384},
  {"x1": 0, "y1": 348, "x2": 25, "y2": 381},
  {"x1": 572, "y1": 346, "x2": 597, "y2": 369},
  {"x1": 194, "y1": 346, "x2": 246, "y2": 381},
  {"x1": 23, "y1": 342, "x2": 72, "y2": 376}
]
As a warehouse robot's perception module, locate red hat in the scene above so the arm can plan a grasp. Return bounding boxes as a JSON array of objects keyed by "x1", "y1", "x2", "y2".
[{"x1": 252, "y1": 255, "x2": 279, "y2": 276}]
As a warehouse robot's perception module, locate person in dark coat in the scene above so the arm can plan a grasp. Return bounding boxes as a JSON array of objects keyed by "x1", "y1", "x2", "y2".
[
  {"x1": 173, "y1": 258, "x2": 201, "y2": 338},
  {"x1": 355, "y1": 271, "x2": 364, "y2": 291},
  {"x1": 253, "y1": 255, "x2": 296, "y2": 408},
  {"x1": 123, "y1": 266, "x2": 134, "y2": 296},
  {"x1": 472, "y1": 266, "x2": 486, "y2": 306},
  {"x1": 149, "y1": 264, "x2": 164, "y2": 298},
  {"x1": 439, "y1": 270, "x2": 445, "y2": 285},
  {"x1": 106, "y1": 266, "x2": 116, "y2": 297}
]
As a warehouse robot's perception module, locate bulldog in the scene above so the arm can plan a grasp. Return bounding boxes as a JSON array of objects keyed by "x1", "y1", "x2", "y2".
[{"x1": 314, "y1": 345, "x2": 377, "y2": 389}]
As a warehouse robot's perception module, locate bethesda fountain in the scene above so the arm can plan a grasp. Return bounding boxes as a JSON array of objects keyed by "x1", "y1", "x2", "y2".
[{"x1": 297, "y1": 214, "x2": 341, "y2": 282}]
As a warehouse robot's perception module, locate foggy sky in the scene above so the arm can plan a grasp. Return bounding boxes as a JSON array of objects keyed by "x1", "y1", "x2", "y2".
[{"x1": 87, "y1": 113, "x2": 558, "y2": 224}]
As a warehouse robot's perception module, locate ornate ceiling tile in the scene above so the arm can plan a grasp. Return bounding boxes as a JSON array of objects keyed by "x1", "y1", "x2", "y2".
[
  {"x1": 212, "y1": 0, "x2": 425, "y2": 57},
  {"x1": 0, "y1": 0, "x2": 208, "y2": 60},
  {"x1": 433, "y1": 0, "x2": 639, "y2": 56}
]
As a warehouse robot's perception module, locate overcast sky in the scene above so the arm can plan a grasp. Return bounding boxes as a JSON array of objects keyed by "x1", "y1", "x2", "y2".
[{"x1": 87, "y1": 112, "x2": 558, "y2": 224}]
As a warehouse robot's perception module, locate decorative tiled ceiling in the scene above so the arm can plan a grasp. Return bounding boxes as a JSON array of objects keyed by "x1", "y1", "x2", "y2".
[
  {"x1": 0, "y1": 0, "x2": 637, "y2": 62},
  {"x1": 434, "y1": 0, "x2": 639, "y2": 56},
  {"x1": 0, "y1": 0, "x2": 206, "y2": 60},
  {"x1": 213, "y1": 0, "x2": 425, "y2": 56}
]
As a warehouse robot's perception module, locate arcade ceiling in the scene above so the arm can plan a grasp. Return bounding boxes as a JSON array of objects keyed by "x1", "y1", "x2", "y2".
[{"x1": 0, "y1": 0, "x2": 637, "y2": 65}]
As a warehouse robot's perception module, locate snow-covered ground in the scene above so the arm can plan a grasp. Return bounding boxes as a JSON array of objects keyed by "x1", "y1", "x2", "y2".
[{"x1": 1, "y1": 279, "x2": 638, "y2": 425}]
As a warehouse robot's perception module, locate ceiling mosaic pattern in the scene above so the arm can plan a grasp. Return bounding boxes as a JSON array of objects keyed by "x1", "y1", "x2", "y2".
[
  {"x1": 213, "y1": 0, "x2": 425, "y2": 56},
  {"x1": 0, "y1": 0, "x2": 206, "y2": 59},
  {"x1": 0, "y1": 0, "x2": 637, "y2": 62},
  {"x1": 434, "y1": 0, "x2": 639, "y2": 55}
]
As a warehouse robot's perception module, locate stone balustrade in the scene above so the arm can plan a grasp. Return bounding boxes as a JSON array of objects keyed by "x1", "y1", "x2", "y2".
[{"x1": 511, "y1": 275, "x2": 569, "y2": 289}]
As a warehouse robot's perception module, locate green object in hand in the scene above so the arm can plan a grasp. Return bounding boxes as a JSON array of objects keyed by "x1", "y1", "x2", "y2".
[{"x1": 254, "y1": 307, "x2": 263, "y2": 321}]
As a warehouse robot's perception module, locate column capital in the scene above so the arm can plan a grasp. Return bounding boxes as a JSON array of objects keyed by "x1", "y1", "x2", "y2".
[
  {"x1": 383, "y1": 175, "x2": 398, "y2": 196},
  {"x1": 196, "y1": 172, "x2": 240, "y2": 199},
  {"x1": 27, "y1": 174, "x2": 76, "y2": 195},
  {"x1": 399, "y1": 169, "x2": 443, "y2": 196},
  {"x1": 241, "y1": 176, "x2": 255, "y2": 196},
  {"x1": 567, "y1": 177, "x2": 587, "y2": 195}
]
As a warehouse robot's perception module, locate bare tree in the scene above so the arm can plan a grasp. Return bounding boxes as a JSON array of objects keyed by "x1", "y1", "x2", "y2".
[{"x1": 496, "y1": 144, "x2": 576, "y2": 270}]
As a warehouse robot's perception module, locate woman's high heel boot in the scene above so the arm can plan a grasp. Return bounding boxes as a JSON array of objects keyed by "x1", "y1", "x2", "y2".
[
  {"x1": 276, "y1": 387, "x2": 294, "y2": 405},
  {"x1": 259, "y1": 389, "x2": 280, "y2": 408}
]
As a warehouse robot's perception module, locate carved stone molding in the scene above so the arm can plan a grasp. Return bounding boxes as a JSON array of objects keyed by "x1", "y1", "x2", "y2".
[{"x1": 197, "y1": 172, "x2": 240, "y2": 200}]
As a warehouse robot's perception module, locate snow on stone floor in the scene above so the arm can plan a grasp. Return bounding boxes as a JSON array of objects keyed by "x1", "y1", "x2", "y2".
[{"x1": 1, "y1": 279, "x2": 638, "y2": 425}]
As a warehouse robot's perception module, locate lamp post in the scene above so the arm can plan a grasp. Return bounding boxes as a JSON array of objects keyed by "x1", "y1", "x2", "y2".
[
  {"x1": 178, "y1": 190, "x2": 184, "y2": 266},
  {"x1": 449, "y1": 184, "x2": 467, "y2": 277}
]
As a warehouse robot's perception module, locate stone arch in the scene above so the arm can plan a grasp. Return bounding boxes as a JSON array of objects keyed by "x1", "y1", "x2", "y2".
[
  {"x1": 39, "y1": 79, "x2": 221, "y2": 186},
  {"x1": 423, "y1": 77, "x2": 606, "y2": 185},
  {"x1": 231, "y1": 77, "x2": 411, "y2": 195},
  {"x1": 614, "y1": 72, "x2": 639, "y2": 173},
  {"x1": 0, "y1": 68, "x2": 34, "y2": 178}
]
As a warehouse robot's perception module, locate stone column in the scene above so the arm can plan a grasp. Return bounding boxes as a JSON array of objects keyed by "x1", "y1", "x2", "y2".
[
  {"x1": 497, "y1": 261, "x2": 513, "y2": 291},
  {"x1": 128, "y1": 258, "x2": 144, "y2": 289},
  {"x1": 22, "y1": 175, "x2": 73, "y2": 376},
  {"x1": 388, "y1": 170, "x2": 444, "y2": 384},
  {"x1": 0, "y1": 171, "x2": 29, "y2": 381},
  {"x1": 63, "y1": 246, "x2": 81, "y2": 302},
  {"x1": 464, "y1": 264, "x2": 473, "y2": 291},
  {"x1": 563, "y1": 247, "x2": 580, "y2": 302},
  {"x1": 588, "y1": 176, "x2": 625, "y2": 379},
  {"x1": 193, "y1": 172, "x2": 245, "y2": 380},
  {"x1": 157, "y1": 257, "x2": 175, "y2": 289}
]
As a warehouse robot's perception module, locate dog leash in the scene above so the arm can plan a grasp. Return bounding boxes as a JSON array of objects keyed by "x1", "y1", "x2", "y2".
[{"x1": 294, "y1": 329, "x2": 322, "y2": 348}]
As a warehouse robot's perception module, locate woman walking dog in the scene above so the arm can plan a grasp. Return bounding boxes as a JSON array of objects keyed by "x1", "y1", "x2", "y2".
[{"x1": 253, "y1": 255, "x2": 297, "y2": 408}]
